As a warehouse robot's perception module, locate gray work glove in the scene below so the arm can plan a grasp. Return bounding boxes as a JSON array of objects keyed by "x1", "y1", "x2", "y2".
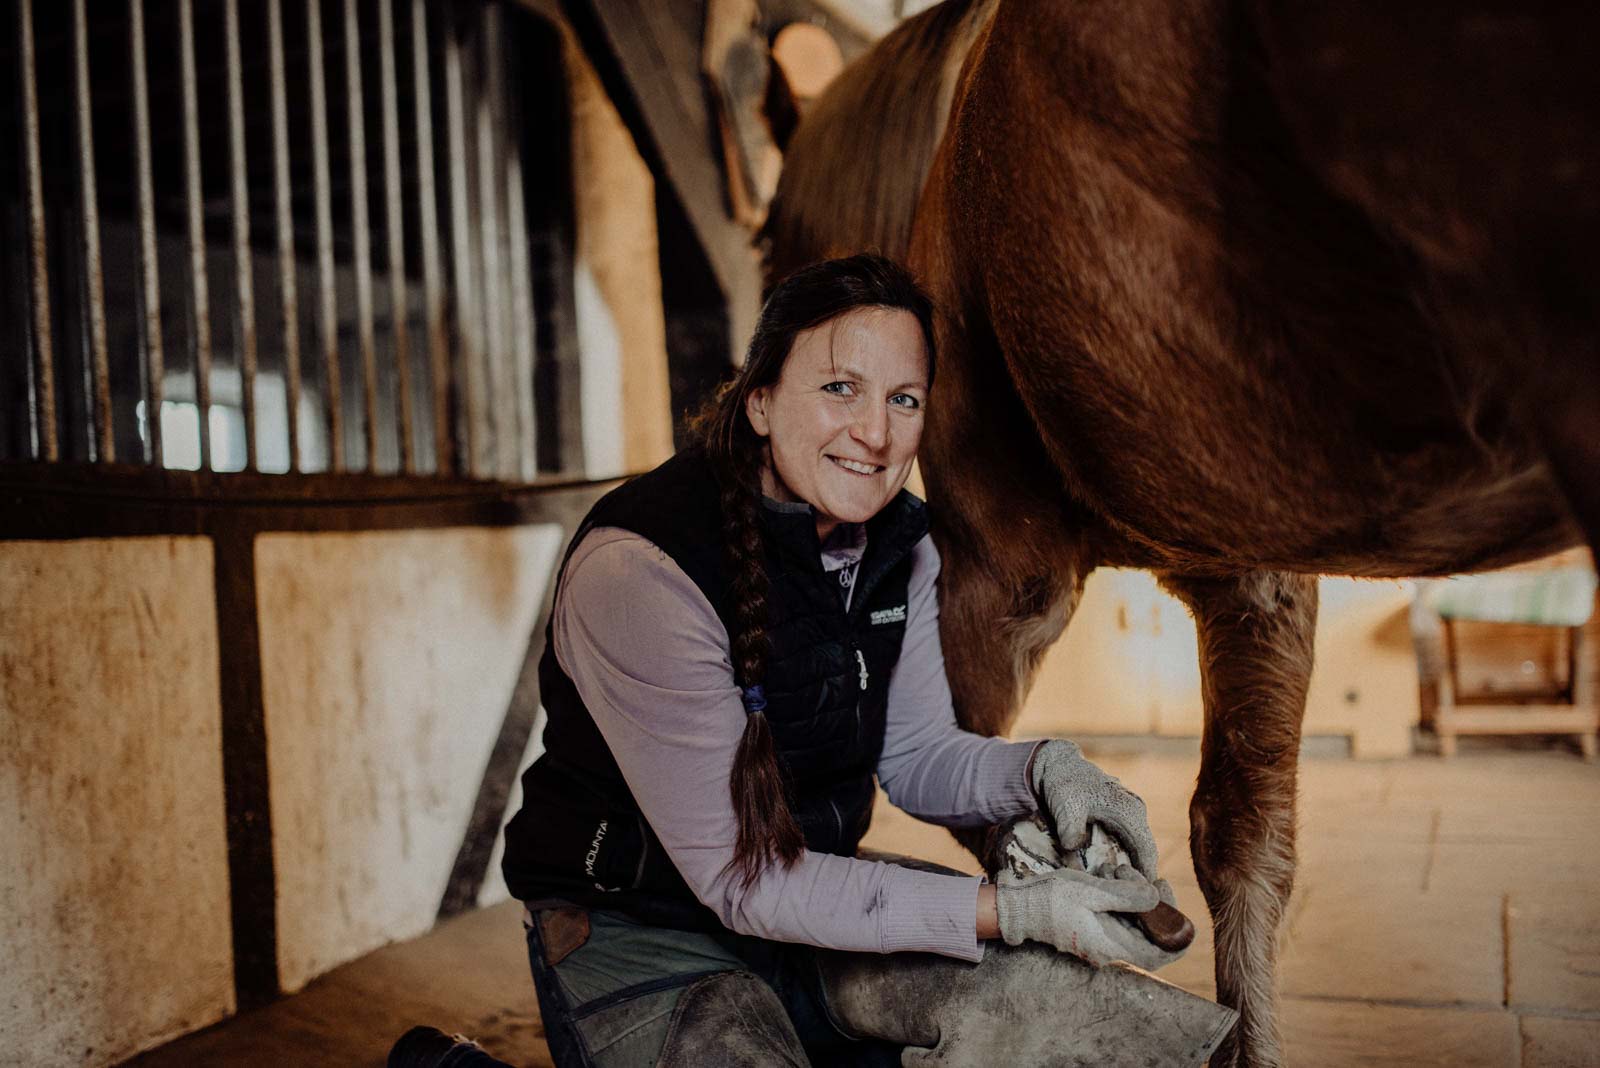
[
  {"x1": 1030, "y1": 740, "x2": 1160, "y2": 880},
  {"x1": 994, "y1": 864, "x2": 1172, "y2": 970}
]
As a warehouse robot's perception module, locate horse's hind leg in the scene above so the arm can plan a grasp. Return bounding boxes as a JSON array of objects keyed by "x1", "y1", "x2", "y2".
[{"x1": 1162, "y1": 571, "x2": 1319, "y2": 1068}]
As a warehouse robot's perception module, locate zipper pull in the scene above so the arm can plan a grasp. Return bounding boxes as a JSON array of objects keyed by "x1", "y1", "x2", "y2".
[{"x1": 855, "y1": 648, "x2": 868, "y2": 691}]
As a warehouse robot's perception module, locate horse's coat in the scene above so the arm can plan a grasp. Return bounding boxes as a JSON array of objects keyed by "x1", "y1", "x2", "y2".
[{"x1": 759, "y1": 2, "x2": 1598, "y2": 1065}]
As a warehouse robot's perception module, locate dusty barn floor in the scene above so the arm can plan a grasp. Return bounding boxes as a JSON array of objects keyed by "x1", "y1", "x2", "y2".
[{"x1": 128, "y1": 744, "x2": 1600, "y2": 1068}]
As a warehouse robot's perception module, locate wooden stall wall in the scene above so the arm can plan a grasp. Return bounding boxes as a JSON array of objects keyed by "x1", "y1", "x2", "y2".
[
  {"x1": 1, "y1": 538, "x2": 234, "y2": 1067},
  {"x1": 258, "y1": 526, "x2": 564, "y2": 992}
]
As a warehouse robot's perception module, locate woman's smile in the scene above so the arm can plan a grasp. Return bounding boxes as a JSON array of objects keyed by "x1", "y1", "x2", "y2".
[{"x1": 828, "y1": 456, "x2": 885, "y2": 476}]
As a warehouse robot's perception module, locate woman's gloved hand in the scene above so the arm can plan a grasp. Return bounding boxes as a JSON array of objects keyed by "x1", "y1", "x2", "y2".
[
  {"x1": 994, "y1": 865, "x2": 1172, "y2": 969},
  {"x1": 1030, "y1": 740, "x2": 1160, "y2": 880}
]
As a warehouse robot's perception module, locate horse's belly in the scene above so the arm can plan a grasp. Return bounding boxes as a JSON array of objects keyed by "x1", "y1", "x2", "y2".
[{"x1": 1035, "y1": 370, "x2": 1579, "y2": 578}]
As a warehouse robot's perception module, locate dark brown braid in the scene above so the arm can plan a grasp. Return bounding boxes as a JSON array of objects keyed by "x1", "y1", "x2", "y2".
[
  {"x1": 719, "y1": 440, "x2": 806, "y2": 887},
  {"x1": 688, "y1": 253, "x2": 937, "y2": 889}
]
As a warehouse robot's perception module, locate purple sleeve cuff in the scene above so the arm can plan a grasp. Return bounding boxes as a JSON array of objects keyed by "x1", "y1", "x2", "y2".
[{"x1": 877, "y1": 868, "x2": 986, "y2": 963}]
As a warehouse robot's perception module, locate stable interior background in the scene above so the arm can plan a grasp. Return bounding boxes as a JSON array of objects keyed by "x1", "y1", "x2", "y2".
[{"x1": 2, "y1": 1, "x2": 1596, "y2": 1066}]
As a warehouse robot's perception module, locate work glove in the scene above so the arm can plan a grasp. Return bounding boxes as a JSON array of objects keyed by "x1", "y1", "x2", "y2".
[
  {"x1": 994, "y1": 864, "x2": 1174, "y2": 970},
  {"x1": 1030, "y1": 739, "x2": 1160, "y2": 881}
]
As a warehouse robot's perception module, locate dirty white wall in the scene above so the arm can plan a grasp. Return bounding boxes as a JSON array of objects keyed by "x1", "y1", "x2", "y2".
[
  {"x1": 258, "y1": 525, "x2": 564, "y2": 992},
  {"x1": 0, "y1": 538, "x2": 234, "y2": 1067},
  {"x1": 1014, "y1": 572, "x2": 1421, "y2": 757}
]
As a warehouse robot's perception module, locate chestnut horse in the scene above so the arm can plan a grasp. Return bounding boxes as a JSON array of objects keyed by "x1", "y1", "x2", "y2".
[{"x1": 758, "y1": 2, "x2": 1598, "y2": 1065}]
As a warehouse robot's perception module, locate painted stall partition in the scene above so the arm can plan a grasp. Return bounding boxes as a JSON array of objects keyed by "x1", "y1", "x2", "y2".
[
  {"x1": 256, "y1": 524, "x2": 563, "y2": 992},
  {"x1": 0, "y1": 538, "x2": 233, "y2": 1066}
]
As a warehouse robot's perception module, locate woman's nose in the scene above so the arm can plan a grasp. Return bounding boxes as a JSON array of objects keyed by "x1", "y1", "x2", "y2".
[{"x1": 850, "y1": 401, "x2": 890, "y2": 450}]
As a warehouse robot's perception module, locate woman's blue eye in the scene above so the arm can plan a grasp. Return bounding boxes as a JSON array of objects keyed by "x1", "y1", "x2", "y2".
[
  {"x1": 822, "y1": 381, "x2": 854, "y2": 396},
  {"x1": 890, "y1": 393, "x2": 922, "y2": 410}
]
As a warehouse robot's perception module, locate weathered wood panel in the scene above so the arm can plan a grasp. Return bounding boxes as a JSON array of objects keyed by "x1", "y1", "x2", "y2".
[
  {"x1": 256, "y1": 525, "x2": 563, "y2": 992},
  {"x1": 0, "y1": 537, "x2": 233, "y2": 1066}
]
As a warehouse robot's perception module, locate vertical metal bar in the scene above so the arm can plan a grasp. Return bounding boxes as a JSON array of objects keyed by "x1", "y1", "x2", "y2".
[
  {"x1": 306, "y1": 0, "x2": 341, "y2": 470},
  {"x1": 377, "y1": 0, "x2": 414, "y2": 473},
  {"x1": 443, "y1": 19, "x2": 478, "y2": 477},
  {"x1": 485, "y1": 12, "x2": 519, "y2": 481},
  {"x1": 18, "y1": 0, "x2": 57, "y2": 461},
  {"x1": 506, "y1": 133, "x2": 536, "y2": 481},
  {"x1": 475, "y1": 23, "x2": 507, "y2": 479},
  {"x1": 224, "y1": 0, "x2": 258, "y2": 471},
  {"x1": 411, "y1": 0, "x2": 449, "y2": 476},
  {"x1": 179, "y1": 0, "x2": 213, "y2": 470},
  {"x1": 267, "y1": 0, "x2": 301, "y2": 471},
  {"x1": 73, "y1": 0, "x2": 112, "y2": 462},
  {"x1": 129, "y1": 0, "x2": 164, "y2": 467},
  {"x1": 344, "y1": 0, "x2": 379, "y2": 471}
]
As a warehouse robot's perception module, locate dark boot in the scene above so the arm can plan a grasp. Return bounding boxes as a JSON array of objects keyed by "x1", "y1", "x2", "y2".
[{"x1": 387, "y1": 1025, "x2": 516, "y2": 1067}]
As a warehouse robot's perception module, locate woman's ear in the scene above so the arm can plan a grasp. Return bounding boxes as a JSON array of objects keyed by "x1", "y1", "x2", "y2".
[{"x1": 745, "y1": 387, "x2": 773, "y2": 438}]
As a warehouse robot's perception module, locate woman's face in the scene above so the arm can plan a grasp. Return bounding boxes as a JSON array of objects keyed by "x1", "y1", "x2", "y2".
[{"x1": 745, "y1": 307, "x2": 929, "y2": 540}]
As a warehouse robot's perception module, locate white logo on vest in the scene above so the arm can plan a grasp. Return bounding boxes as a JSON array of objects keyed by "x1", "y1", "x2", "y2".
[{"x1": 585, "y1": 819, "x2": 617, "y2": 891}]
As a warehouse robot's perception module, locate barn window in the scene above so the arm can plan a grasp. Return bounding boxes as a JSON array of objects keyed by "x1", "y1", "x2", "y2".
[{"x1": 1, "y1": 0, "x2": 577, "y2": 483}]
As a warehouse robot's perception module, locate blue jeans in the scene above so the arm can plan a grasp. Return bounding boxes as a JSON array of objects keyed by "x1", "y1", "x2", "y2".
[{"x1": 524, "y1": 906, "x2": 901, "y2": 1067}]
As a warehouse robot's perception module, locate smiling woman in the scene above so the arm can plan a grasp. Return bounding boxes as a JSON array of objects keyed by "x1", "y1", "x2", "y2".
[{"x1": 493, "y1": 254, "x2": 1229, "y2": 1068}]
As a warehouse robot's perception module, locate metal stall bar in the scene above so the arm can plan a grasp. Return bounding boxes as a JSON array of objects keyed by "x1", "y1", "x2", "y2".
[
  {"x1": 178, "y1": 0, "x2": 213, "y2": 469},
  {"x1": 507, "y1": 146, "x2": 536, "y2": 481},
  {"x1": 487, "y1": 10, "x2": 523, "y2": 481},
  {"x1": 377, "y1": 0, "x2": 414, "y2": 473},
  {"x1": 224, "y1": 0, "x2": 259, "y2": 470},
  {"x1": 267, "y1": 0, "x2": 302, "y2": 471},
  {"x1": 344, "y1": 0, "x2": 379, "y2": 471},
  {"x1": 129, "y1": 0, "x2": 164, "y2": 467},
  {"x1": 443, "y1": 18, "x2": 480, "y2": 477},
  {"x1": 17, "y1": 0, "x2": 57, "y2": 461},
  {"x1": 306, "y1": 0, "x2": 341, "y2": 470},
  {"x1": 475, "y1": 16, "x2": 509, "y2": 479},
  {"x1": 411, "y1": 0, "x2": 449, "y2": 475},
  {"x1": 73, "y1": 0, "x2": 112, "y2": 461}
]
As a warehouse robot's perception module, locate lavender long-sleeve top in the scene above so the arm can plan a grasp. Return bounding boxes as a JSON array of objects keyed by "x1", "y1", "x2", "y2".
[{"x1": 552, "y1": 516, "x2": 1042, "y2": 963}]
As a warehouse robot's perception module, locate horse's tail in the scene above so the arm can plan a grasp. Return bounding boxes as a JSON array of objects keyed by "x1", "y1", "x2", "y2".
[{"x1": 759, "y1": 0, "x2": 996, "y2": 291}]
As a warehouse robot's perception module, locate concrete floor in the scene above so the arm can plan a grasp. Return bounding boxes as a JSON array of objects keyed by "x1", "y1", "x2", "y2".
[{"x1": 128, "y1": 746, "x2": 1600, "y2": 1067}]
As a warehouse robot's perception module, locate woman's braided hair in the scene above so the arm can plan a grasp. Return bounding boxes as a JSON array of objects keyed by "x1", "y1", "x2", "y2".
[{"x1": 688, "y1": 253, "x2": 937, "y2": 889}]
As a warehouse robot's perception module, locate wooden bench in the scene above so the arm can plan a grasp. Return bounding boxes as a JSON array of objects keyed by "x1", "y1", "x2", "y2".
[{"x1": 1413, "y1": 554, "x2": 1598, "y2": 760}]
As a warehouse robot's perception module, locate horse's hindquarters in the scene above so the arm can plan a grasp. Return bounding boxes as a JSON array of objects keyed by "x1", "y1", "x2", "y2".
[{"x1": 935, "y1": 0, "x2": 1581, "y2": 578}]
